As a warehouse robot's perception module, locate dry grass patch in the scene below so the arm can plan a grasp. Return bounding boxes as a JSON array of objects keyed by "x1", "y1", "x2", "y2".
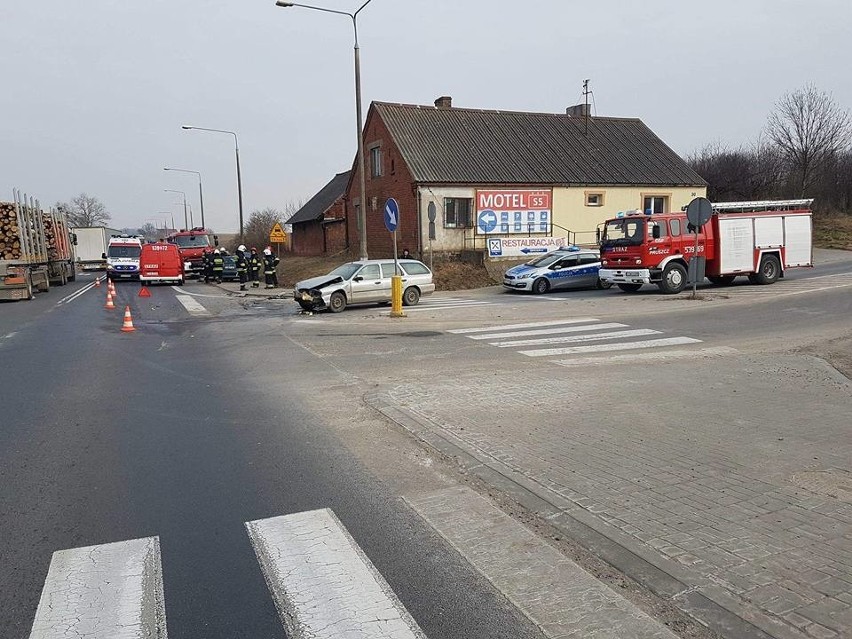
[{"x1": 814, "y1": 212, "x2": 852, "y2": 250}]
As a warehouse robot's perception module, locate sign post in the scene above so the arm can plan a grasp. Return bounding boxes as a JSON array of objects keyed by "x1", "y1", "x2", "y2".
[
  {"x1": 269, "y1": 222, "x2": 287, "y2": 257},
  {"x1": 383, "y1": 198, "x2": 404, "y2": 318},
  {"x1": 685, "y1": 197, "x2": 713, "y2": 299},
  {"x1": 427, "y1": 201, "x2": 437, "y2": 271}
]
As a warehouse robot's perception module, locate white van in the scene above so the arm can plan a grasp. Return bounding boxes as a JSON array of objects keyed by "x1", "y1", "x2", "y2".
[{"x1": 105, "y1": 235, "x2": 143, "y2": 280}]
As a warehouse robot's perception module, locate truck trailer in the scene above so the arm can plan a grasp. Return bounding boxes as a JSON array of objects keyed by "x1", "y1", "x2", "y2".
[
  {"x1": 73, "y1": 226, "x2": 121, "y2": 271},
  {"x1": 0, "y1": 190, "x2": 77, "y2": 301},
  {"x1": 598, "y1": 199, "x2": 813, "y2": 294}
]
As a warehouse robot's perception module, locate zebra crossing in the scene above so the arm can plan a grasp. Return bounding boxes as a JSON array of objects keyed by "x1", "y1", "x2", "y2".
[
  {"x1": 447, "y1": 318, "x2": 725, "y2": 363},
  {"x1": 28, "y1": 509, "x2": 425, "y2": 639},
  {"x1": 380, "y1": 295, "x2": 495, "y2": 314}
]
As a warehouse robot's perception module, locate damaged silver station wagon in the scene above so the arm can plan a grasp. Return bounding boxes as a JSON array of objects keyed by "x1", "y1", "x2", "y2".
[{"x1": 294, "y1": 259, "x2": 436, "y2": 312}]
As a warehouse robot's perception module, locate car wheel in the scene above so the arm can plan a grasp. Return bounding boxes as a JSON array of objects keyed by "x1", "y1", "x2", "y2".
[
  {"x1": 596, "y1": 278, "x2": 613, "y2": 290},
  {"x1": 402, "y1": 286, "x2": 420, "y2": 306},
  {"x1": 532, "y1": 277, "x2": 550, "y2": 294},
  {"x1": 617, "y1": 283, "x2": 642, "y2": 293},
  {"x1": 329, "y1": 291, "x2": 347, "y2": 313}
]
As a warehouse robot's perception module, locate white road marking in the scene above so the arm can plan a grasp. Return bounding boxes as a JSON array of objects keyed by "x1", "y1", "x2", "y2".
[
  {"x1": 448, "y1": 318, "x2": 599, "y2": 334},
  {"x1": 553, "y1": 346, "x2": 739, "y2": 366},
  {"x1": 518, "y1": 336, "x2": 702, "y2": 357},
  {"x1": 2, "y1": 332, "x2": 17, "y2": 339},
  {"x1": 175, "y1": 294, "x2": 210, "y2": 316},
  {"x1": 56, "y1": 279, "x2": 99, "y2": 305},
  {"x1": 246, "y1": 509, "x2": 426, "y2": 639},
  {"x1": 169, "y1": 286, "x2": 228, "y2": 299},
  {"x1": 468, "y1": 321, "x2": 625, "y2": 341},
  {"x1": 493, "y1": 328, "x2": 661, "y2": 347},
  {"x1": 28, "y1": 537, "x2": 167, "y2": 639}
]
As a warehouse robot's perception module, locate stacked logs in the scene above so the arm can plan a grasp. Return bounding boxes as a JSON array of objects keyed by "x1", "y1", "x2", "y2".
[
  {"x1": 1, "y1": 202, "x2": 22, "y2": 261},
  {"x1": 42, "y1": 215, "x2": 70, "y2": 260}
]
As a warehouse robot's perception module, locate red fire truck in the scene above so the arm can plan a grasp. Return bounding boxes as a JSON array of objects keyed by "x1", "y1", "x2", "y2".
[
  {"x1": 165, "y1": 227, "x2": 217, "y2": 278},
  {"x1": 598, "y1": 199, "x2": 813, "y2": 294}
]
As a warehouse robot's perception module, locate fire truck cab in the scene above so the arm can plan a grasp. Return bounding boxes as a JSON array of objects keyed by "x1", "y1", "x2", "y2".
[{"x1": 598, "y1": 199, "x2": 814, "y2": 294}]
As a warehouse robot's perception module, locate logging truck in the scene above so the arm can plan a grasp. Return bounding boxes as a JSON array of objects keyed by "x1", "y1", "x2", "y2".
[{"x1": 0, "y1": 190, "x2": 77, "y2": 301}]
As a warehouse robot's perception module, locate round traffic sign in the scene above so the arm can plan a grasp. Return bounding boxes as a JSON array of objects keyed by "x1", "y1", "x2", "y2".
[
  {"x1": 477, "y1": 209, "x2": 498, "y2": 233},
  {"x1": 427, "y1": 201, "x2": 437, "y2": 223},
  {"x1": 685, "y1": 197, "x2": 713, "y2": 227},
  {"x1": 384, "y1": 198, "x2": 399, "y2": 232}
]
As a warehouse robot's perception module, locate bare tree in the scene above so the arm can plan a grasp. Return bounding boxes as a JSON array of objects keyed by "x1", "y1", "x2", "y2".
[
  {"x1": 766, "y1": 84, "x2": 852, "y2": 197},
  {"x1": 244, "y1": 207, "x2": 283, "y2": 251},
  {"x1": 137, "y1": 222, "x2": 160, "y2": 240},
  {"x1": 58, "y1": 193, "x2": 112, "y2": 227}
]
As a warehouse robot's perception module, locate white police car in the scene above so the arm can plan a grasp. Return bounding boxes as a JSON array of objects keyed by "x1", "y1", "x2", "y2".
[{"x1": 503, "y1": 246, "x2": 612, "y2": 294}]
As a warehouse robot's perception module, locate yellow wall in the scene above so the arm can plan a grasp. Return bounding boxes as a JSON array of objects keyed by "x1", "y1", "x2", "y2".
[{"x1": 552, "y1": 186, "x2": 707, "y2": 245}]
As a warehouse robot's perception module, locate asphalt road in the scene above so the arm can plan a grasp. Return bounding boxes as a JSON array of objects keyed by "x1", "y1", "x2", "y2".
[
  {"x1": 0, "y1": 279, "x2": 542, "y2": 638},
  {"x1": 2, "y1": 253, "x2": 850, "y2": 639}
]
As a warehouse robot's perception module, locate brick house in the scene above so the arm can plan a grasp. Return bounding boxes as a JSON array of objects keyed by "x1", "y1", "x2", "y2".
[
  {"x1": 288, "y1": 171, "x2": 350, "y2": 256},
  {"x1": 344, "y1": 96, "x2": 706, "y2": 260}
]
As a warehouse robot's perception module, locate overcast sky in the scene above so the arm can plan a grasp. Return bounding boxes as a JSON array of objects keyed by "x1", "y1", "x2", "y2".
[{"x1": 2, "y1": 0, "x2": 850, "y2": 231}]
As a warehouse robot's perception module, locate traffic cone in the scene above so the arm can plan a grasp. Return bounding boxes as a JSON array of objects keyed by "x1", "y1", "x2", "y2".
[
  {"x1": 104, "y1": 290, "x2": 115, "y2": 310},
  {"x1": 138, "y1": 285, "x2": 151, "y2": 298},
  {"x1": 120, "y1": 305, "x2": 136, "y2": 332},
  {"x1": 95, "y1": 277, "x2": 101, "y2": 288}
]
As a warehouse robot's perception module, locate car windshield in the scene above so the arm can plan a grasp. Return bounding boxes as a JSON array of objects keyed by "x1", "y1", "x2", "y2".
[
  {"x1": 171, "y1": 234, "x2": 210, "y2": 248},
  {"x1": 328, "y1": 263, "x2": 362, "y2": 280},
  {"x1": 525, "y1": 253, "x2": 564, "y2": 268},
  {"x1": 108, "y1": 245, "x2": 141, "y2": 258},
  {"x1": 601, "y1": 218, "x2": 645, "y2": 246}
]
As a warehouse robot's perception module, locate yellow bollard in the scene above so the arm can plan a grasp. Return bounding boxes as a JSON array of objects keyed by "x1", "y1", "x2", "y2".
[{"x1": 390, "y1": 275, "x2": 406, "y2": 318}]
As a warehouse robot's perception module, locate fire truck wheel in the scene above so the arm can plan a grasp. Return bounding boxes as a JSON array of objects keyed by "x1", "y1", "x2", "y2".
[
  {"x1": 532, "y1": 278, "x2": 550, "y2": 294},
  {"x1": 754, "y1": 254, "x2": 781, "y2": 285},
  {"x1": 708, "y1": 275, "x2": 736, "y2": 286},
  {"x1": 658, "y1": 263, "x2": 687, "y2": 294},
  {"x1": 617, "y1": 283, "x2": 642, "y2": 293}
]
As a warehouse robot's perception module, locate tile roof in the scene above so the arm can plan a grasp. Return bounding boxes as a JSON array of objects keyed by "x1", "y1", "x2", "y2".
[
  {"x1": 373, "y1": 102, "x2": 706, "y2": 187},
  {"x1": 288, "y1": 171, "x2": 351, "y2": 225}
]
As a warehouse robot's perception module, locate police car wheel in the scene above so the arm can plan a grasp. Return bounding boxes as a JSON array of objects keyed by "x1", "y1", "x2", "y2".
[
  {"x1": 329, "y1": 291, "x2": 347, "y2": 313},
  {"x1": 532, "y1": 278, "x2": 550, "y2": 294},
  {"x1": 596, "y1": 278, "x2": 612, "y2": 290}
]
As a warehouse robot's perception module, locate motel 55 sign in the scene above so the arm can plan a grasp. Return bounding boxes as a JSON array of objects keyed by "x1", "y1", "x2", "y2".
[{"x1": 476, "y1": 189, "x2": 552, "y2": 235}]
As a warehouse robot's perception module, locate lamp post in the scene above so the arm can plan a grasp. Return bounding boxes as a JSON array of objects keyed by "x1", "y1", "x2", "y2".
[
  {"x1": 164, "y1": 190, "x2": 187, "y2": 230},
  {"x1": 157, "y1": 212, "x2": 176, "y2": 232},
  {"x1": 181, "y1": 126, "x2": 243, "y2": 242},
  {"x1": 275, "y1": 0, "x2": 372, "y2": 260},
  {"x1": 164, "y1": 167, "x2": 205, "y2": 229}
]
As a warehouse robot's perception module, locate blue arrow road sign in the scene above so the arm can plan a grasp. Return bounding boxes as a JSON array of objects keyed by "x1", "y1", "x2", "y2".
[
  {"x1": 477, "y1": 209, "x2": 498, "y2": 233},
  {"x1": 520, "y1": 247, "x2": 549, "y2": 254},
  {"x1": 384, "y1": 198, "x2": 399, "y2": 232}
]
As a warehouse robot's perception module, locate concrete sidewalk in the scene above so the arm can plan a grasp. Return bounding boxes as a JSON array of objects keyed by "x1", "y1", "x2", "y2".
[{"x1": 367, "y1": 354, "x2": 852, "y2": 639}]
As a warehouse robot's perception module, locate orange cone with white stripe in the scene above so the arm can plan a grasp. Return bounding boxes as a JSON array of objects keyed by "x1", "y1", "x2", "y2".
[
  {"x1": 95, "y1": 277, "x2": 101, "y2": 288},
  {"x1": 104, "y1": 290, "x2": 115, "y2": 310},
  {"x1": 120, "y1": 305, "x2": 136, "y2": 332}
]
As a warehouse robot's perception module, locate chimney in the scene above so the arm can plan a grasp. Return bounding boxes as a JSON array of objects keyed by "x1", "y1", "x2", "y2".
[
  {"x1": 434, "y1": 96, "x2": 453, "y2": 108},
  {"x1": 565, "y1": 103, "x2": 590, "y2": 117}
]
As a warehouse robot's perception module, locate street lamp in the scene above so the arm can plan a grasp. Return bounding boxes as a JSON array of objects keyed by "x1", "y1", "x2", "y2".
[
  {"x1": 275, "y1": 0, "x2": 373, "y2": 260},
  {"x1": 164, "y1": 189, "x2": 188, "y2": 230},
  {"x1": 164, "y1": 167, "x2": 205, "y2": 229},
  {"x1": 181, "y1": 126, "x2": 243, "y2": 242}
]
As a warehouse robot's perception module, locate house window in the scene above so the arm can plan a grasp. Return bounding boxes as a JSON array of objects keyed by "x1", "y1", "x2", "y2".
[
  {"x1": 444, "y1": 198, "x2": 472, "y2": 228},
  {"x1": 585, "y1": 191, "x2": 605, "y2": 207},
  {"x1": 370, "y1": 146, "x2": 382, "y2": 178},
  {"x1": 642, "y1": 195, "x2": 668, "y2": 215}
]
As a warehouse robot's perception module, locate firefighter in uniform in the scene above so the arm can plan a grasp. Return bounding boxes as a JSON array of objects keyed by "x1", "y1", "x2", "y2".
[
  {"x1": 211, "y1": 249, "x2": 224, "y2": 283},
  {"x1": 248, "y1": 247, "x2": 262, "y2": 288},
  {"x1": 202, "y1": 248, "x2": 212, "y2": 283},
  {"x1": 262, "y1": 247, "x2": 280, "y2": 289},
  {"x1": 235, "y1": 245, "x2": 249, "y2": 291}
]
